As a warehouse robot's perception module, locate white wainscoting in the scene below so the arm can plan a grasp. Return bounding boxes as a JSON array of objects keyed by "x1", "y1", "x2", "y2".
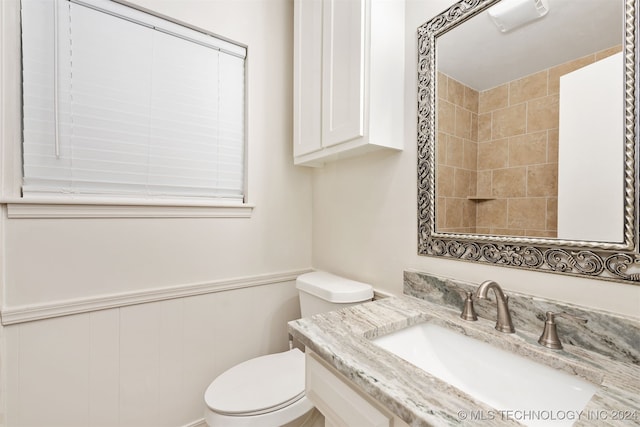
[
  {"x1": 3, "y1": 272, "x2": 306, "y2": 427},
  {"x1": 1, "y1": 269, "x2": 310, "y2": 325}
]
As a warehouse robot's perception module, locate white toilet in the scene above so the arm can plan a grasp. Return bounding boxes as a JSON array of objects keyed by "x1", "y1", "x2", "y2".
[{"x1": 204, "y1": 271, "x2": 374, "y2": 426}]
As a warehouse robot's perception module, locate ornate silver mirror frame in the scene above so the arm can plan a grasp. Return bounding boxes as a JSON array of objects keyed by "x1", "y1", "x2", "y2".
[{"x1": 417, "y1": 0, "x2": 640, "y2": 283}]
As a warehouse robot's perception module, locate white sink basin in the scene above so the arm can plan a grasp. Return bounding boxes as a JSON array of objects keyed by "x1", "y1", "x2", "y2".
[{"x1": 372, "y1": 322, "x2": 598, "y2": 427}]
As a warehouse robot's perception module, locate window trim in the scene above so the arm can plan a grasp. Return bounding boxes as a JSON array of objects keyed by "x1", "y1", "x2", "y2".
[
  {"x1": 1, "y1": 0, "x2": 253, "y2": 218},
  {"x1": 5, "y1": 197, "x2": 255, "y2": 218}
]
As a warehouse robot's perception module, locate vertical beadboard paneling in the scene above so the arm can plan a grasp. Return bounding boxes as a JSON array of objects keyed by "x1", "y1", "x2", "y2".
[
  {"x1": 182, "y1": 292, "x2": 219, "y2": 419},
  {"x1": 211, "y1": 286, "x2": 268, "y2": 375},
  {"x1": 89, "y1": 309, "x2": 120, "y2": 427},
  {"x1": 5, "y1": 326, "x2": 20, "y2": 427},
  {"x1": 5, "y1": 279, "x2": 302, "y2": 426},
  {"x1": 262, "y1": 282, "x2": 302, "y2": 353},
  {"x1": 119, "y1": 303, "x2": 161, "y2": 426},
  {"x1": 158, "y1": 299, "x2": 188, "y2": 427},
  {"x1": 18, "y1": 316, "x2": 91, "y2": 426}
]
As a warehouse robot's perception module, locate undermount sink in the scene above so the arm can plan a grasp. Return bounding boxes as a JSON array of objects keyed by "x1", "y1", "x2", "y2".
[{"x1": 372, "y1": 322, "x2": 598, "y2": 427}]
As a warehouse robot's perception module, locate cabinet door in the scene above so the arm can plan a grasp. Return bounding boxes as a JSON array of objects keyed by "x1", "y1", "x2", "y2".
[
  {"x1": 293, "y1": 0, "x2": 323, "y2": 157},
  {"x1": 306, "y1": 352, "x2": 391, "y2": 427},
  {"x1": 321, "y1": 0, "x2": 366, "y2": 148}
]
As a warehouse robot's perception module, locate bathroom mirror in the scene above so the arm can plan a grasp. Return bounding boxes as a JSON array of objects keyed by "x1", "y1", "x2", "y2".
[{"x1": 417, "y1": 0, "x2": 640, "y2": 283}]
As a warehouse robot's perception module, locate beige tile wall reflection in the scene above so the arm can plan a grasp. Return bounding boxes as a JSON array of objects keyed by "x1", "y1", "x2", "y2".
[
  {"x1": 437, "y1": 45, "x2": 621, "y2": 237},
  {"x1": 437, "y1": 73, "x2": 478, "y2": 233}
]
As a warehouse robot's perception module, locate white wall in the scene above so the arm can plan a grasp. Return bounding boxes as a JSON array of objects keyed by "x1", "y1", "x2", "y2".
[
  {"x1": 312, "y1": 0, "x2": 640, "y2": 319},
  {"x1": 4, "y1": 0, "x2": 310, "y2": 307},
  {"x1": 1, "y1": 0, "x2": 312, "y2": 425}
]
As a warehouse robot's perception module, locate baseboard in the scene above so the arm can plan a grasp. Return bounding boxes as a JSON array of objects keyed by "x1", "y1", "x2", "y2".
[
  {"x1": 1, "y1": 268, "x2": 312, "y2": 325},
  {"x1": 181, "y1": 419, "x2": 207, "y2": 427},
  {"x1": 373, "y1": 289, "x2": 394, "y2": 300}
]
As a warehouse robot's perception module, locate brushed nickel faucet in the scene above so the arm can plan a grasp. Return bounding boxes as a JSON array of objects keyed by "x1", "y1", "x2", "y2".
[
  {"x1": 538, "y1": 311, "x2": 588, "y2": 349},
  {"x1": 475, "y1": 280, "x2": 515, "y2": 333}
]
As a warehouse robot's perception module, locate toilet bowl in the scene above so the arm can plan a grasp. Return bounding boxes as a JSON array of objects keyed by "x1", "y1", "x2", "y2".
[
  {"x1": 204, "y1": 348, "x2": 314, "y2": 427},
  {"x1": 204, "y1": 271, "x2": 373, "y2": 426}
]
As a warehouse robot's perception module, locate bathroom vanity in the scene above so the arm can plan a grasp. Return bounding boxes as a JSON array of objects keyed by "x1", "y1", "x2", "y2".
[
  {"x1": 305, "y1": 350, "x2": 410, "y2": 427},
  {"x1": 288, "y1": 272, "x2": 640, "y2": 426}
]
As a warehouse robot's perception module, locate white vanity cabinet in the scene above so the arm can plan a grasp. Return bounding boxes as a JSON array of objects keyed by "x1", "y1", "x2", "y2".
[
  {"x1": 293, "y1": 0, "x2": 405, "y2": 167},
  {"x1": 305, "y1": 351, "x2": 410, "y2": 427}
]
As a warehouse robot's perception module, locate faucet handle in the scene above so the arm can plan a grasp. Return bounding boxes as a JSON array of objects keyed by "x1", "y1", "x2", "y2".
[
  {"x1": 538, "y1": 311, "x2": 587, "y2": 350},
  {"x1": 460, "y1": 291, "x2": 478, "y2": 321}
]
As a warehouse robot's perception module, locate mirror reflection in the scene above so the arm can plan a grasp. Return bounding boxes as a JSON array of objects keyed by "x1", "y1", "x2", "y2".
[{"x1": 434, "y1": 0, "x2": 624, "y2": 243}]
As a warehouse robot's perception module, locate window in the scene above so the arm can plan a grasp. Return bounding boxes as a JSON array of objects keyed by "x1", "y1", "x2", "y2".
[{"x1": 21, "y1": 0, "x2": 247, "y2": 204}]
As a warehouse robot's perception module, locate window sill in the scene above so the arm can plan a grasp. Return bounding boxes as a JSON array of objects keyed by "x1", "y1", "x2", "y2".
[{"x1": 4, "y1": 197, "x2": 254, "y2": 219}]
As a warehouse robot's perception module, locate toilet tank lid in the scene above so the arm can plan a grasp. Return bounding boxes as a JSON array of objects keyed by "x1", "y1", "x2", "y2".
[{"x1": 296, "y1": 271, "x2": 373, "y2": 303}]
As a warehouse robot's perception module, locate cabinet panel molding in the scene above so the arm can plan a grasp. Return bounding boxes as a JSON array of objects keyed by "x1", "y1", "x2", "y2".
[
  {"x1": 321, "y1": 0, "x2": 366, "y2": 148},
  {"x1": 306, "y1": 351, "x2": 391, "y2": 427}
]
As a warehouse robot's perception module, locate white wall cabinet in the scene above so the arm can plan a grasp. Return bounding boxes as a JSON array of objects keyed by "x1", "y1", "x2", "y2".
[
  {"x1": 305, "y1": 351, "x2": 410, "y2": 427},
  {"x1": 293, "y1": 0, "x2": 404, "y2": 167}
]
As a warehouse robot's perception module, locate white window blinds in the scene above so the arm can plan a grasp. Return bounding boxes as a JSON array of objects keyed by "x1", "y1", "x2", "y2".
[{"x1": 21, "y1": 0, "x2": 246, "y2": 202}]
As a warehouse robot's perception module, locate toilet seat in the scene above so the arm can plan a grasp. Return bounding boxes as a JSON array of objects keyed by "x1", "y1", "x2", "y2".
[{"x1": 205, "y1": 348, "x2": 306, "y2": 416}]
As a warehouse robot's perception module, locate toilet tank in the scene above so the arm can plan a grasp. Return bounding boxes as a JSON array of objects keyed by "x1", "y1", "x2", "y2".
[{"x1": 296, "y1": 271, "x2": 373, "y2": 317}]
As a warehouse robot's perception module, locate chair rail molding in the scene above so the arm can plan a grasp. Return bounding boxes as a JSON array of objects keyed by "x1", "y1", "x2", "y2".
[{"x1": 1, "y1": 268, "x2": 312, "y2": 325}]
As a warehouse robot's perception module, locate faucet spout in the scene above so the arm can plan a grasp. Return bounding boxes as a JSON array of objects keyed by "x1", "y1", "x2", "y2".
[{"x1": 476, "y1": 280, "x2": 515, "y2": 333}]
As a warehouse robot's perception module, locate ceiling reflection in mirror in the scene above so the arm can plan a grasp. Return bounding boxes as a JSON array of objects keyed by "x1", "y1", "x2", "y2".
[{"x1": 417, "y1": 0, "x2": 640, "y2": 283}]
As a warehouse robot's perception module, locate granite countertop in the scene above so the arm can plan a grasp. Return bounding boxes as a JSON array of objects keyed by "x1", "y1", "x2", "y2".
[{"x1": 288, "y1": 295, "x2": 640, "y2": 427}]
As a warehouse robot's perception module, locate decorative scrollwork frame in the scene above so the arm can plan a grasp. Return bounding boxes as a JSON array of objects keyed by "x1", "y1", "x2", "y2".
[{"x1": 417, "y1": 0, "x2": 640, "y2": 283}]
